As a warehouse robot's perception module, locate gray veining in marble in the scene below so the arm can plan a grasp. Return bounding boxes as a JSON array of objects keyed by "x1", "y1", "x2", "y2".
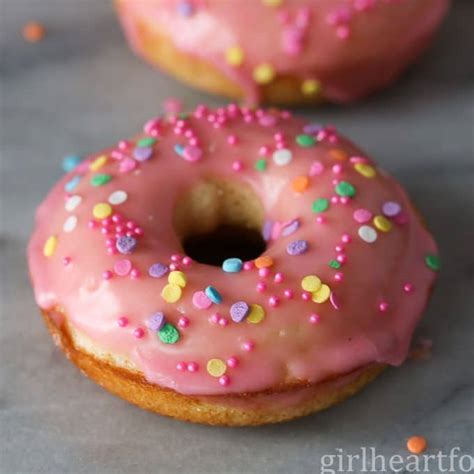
[{"x1": 1, "y1": 1, "x2": 473, "y2": 473}]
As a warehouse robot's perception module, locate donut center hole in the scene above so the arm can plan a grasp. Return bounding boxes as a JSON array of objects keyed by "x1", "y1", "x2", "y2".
[{"x1": 174, "y1": 179, "x2": 266, "y2": 266}]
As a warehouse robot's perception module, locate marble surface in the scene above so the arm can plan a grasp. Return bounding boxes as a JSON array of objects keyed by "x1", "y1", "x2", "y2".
[{"x1": 1, "y1": 1, "x2": 473, "y2": 473}]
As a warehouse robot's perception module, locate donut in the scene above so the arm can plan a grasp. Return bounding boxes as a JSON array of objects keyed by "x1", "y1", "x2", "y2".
[
  {"x1": 28, "y1": 105, "x2": 440, "y2": 425},
  {"x1": 115, "y1": 0, "x2": 450, "y2": 105}
]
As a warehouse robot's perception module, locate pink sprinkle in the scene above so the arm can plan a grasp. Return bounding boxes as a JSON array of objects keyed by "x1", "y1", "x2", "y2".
[
  {"x1": 334, "y1": 272, "x2": 344, "y2": 282},
  {"x1": 134, "y1": 227, "x2": 144, "y2": 236},
  {"x1": 169, "y1": 263, "x2": 179, "y2": 271},
  {"x1": 130, "y1": 268, "x2": 140, "y2": 279},
  {"x1": 379, "y1": 302, "x2": 389, "y2": 312},
  {"x1": 340, "y1": 196, "x2": 350, "y2": 205},
  {"x1": 118, "y1": 140, "x2": 130, "y2": 150},
  {"x1": 219, "y1": 375, "x2": 230, "y2": 386},
  {"x1": 259, "y1": 145, "x2": 271, "y2": 156},
  {"x1": 284, "y1": 289, "x2": 294, "y2": 299},
  {"x1": 269, "y1": 296, "x2": 280, "y2": 307},
  {"x1": 176, "y1": 362, "x2": 186, "y2": 371},
  {"x1": 119, "y1": 157, "x2": 137, "y2": 173},
  {"x1": 209, "y1": 313, "x2": 220, "y2": 324},
  {"x1": 256, "y1": 281, "x2": 267, "y2": 293},
  {"x1": 309, "y1": 313, "x2": 320, "y2": 324},
  {"x1": 331, "y1": 196, "x2": 339, "y2": 204},
  {"x1": 274, "y1": 272, "x2": 284, "y2": 283},
  {"x1": 404, "y1": 283, "x2": 415, "y2": 293},
  {"x1": 227, "y1": 135, "x2": 238, "y2": 145},
  {"x1": 164, "y1": 97, "x2": 182, "y2": 115},
  {"x1": 335, "y1": 245, "x2": 344, "y2": 252},
  {"x1": 112, "y1": 214, "x2": 122, "y2": 223},
  {"x1": 258, "y1": 268, "x2": 271, "y2": 278},
  {"x1": 192, "y1": 291, "x2": 212, "y2": 309},
  {"x1": 187, "y1": 362, "x2": 199, "y2": 372},
  {"x1": 242, "y1": 340, "x2": 255, "y2": 352},
  {"x1": 353, "y1": 208, "x2": 372, "y2": 223},
  {"x1": 114, "y1": 259, "x2": 132, "y2": 276},
  {"x1": 227, "y1": 357, "x2": 238, "y2": 368},
  {"x1": 337, "y1": 254, "x2": 347, "y2": 264},
  {"x1": 218, "y1": 318, "x2": 228, "y2": 327},
  {"x1": 117, "y1": 316, "x2": 129, "y2": 327},
  {"x1": 232, "y1": 160, "x2": 243, "y2": 171},
  {"x1": 133, "y1": 327, "x2": 145, "y2": 339},
  {"x1": 301, "y1": 291, "x2": 311, "y2": 301},
  {"x1": 178, "y1": 316, "x2": 190, "y2": 328},
  {"x1": 316, "y1": 216, "x2": 325, "y2": 224},
  {"x1": 182, "y1": 256, "x2": 192, "y2": 266},
  {"x1": 62, "y1": 256, "x2": 71, "y2": 266},
  {"x1": 309, "y1": 160, "x2": 324, "y2": 176},
  {"x1": 88, "y1": 219, "x2": 98, "y2": 229},
  {"x1": 332, "y1": 164, "x2": 343, "y2": 174},
  {"x1": 341, "y1": 233, "x2": 351, "y2": 243},
  {"x1": 102, "y1": 270, "x2": 113, "y2": 280},
  {"x1": 243, "y1": 261, "x2": 254, "y2": 271}
]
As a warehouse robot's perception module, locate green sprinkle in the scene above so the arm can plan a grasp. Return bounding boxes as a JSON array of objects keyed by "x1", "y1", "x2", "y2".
[
  {"x1": 137, "y1": 137, "x2": 157, "y2": 148},
  {"x1": 335, "y1": 181, "x2": 356, "y2": 197},
  {"x1": 178, "y1": 112, "x2": 189, "y2": 119},
  {"x1": 312, "y1": 198, "x2": 329, "y2": 213},
  {"x1": 296, "y1": 134, "x2": 316, "y2": 147},
  {"x1": 90, "y1": 174, "x2": 112, "y2": 187},
  {"x1": 158, "y1": 323, "x2": 180, "y2": 344},
  {"x1": 255, "y1": 159, "x2": 267, "y2": 172},
  {"x1": 425, "y1": 254, "x2": 441, "y2": 271},
  {"x1": 329, "y1": 260, "x2": 341, "y2": 269}
]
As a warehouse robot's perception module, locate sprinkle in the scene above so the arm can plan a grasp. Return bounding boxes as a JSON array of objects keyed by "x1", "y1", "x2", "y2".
[
  {"x1": 309, "y1": 313, "x2": 321, "y2": 324},
  {"x1": 281, "y1": 219, "x2": 300, "y2": 236},
  {"x1": 177, "y1": 1, "x2": 194, "y2": 16},
  {"x1": 119, "y1": 157, "x2": 137, "y2": 173},
  {"x1": 92, "y1": 202, "x2": 112, "y2": 220},
  {"x1": 312, "y1": 198, "x2": 329, "y2": 213},
  {"x1": 222, "y1": 258, "x2": 243, "y2": 273},
  {"x1": 406, "y1": 436, "x2": 427, "y2": 454},
  {"x1": 62, "y1": 155, "x2": 82, "y2": 172},
  {"x1": 301, "y1": 79, "x2": 321, "y2": 96},
  {"x1": 246, "y1": 304, "x2": 265, "y2": 324},
  {"x1": 89, "y1": 155, "x2": 107, "y2": 171},
  {"x1": 230, "y1": 301, "x2": 250, "y2": 323},
  {"x1": 296, "y1": 134, "x2": 316, "y2": 147},
  {"x1": 161, "y1": 284, "x2": 182, "y2": 303},
  {"x1": 205, "y1": 286, "x2": 222, "y2": 304},
  {"x1": 114, "y1": 259, "x2": 132, "y2": 276},
  {"x1": 22, "y1": 22, "x2": 46, "y2": 42},
  {"x1": 301, "y1": 275, "x2": 322, "y2": 292},
  {"x1": 63, "y1": 215, "x2": 77, "y2": 233},
  {"x1": 102, "y1": 270, "x2": 113, "y2": 280},
  {"x1": 255, "y1": 256, "x2": 273, "y2": 268},
  {"x1": 312, "y1": 284, "x2": 331, "y2": 303},
  {"x1": 335, "y1": 181, "x2": 356, "y2": 197},
  {"x1": 253, "y1": 63, "x2": 276, "y2": 84},
  {"x1": 117, "y1": 316, "x2": 129, "y2": 327},
  {"x1": 116, "y1": 235, "x2": 137, "y2": 254},
  {"x1": 382, "y1": 201, "x2": 401, "y2": 217},
  {"x1": 425, "y1": 254, "x2": 441, "y2": 271},
  {"x1": 90, "y1": 174, "x2": 112, "y2": 187},
  {"x1": 272, "y1": 148, "x2": 292, "y2": 166},
  {"x1": 43, "y1": 235, "x2": 58, "y2": 257},
  {"x1": 354, "y1": 163, "x2": 376, "y2": 178},
  {"x1": 137, "y1": 137, "x2": 157, "y2": 147},
  {"x1": 65, "y1": 195, "x2": 82, "y2": 212},
  {"x1": 309, "y1": 160, "x2": 324, "y2": 176},
  {"x1": 193, "y1": 291, "x2": 212, "y2": 309},
  {"x1": 262, "y1": 0, "x2": 283, "y2": 6},
  {"x1": 304, "y1": 123, "x2": 323, "y2": 135},
  {"x1": 168, "y1": 270, "x2": 187, "y2": 287},
  {"x1": 183, "y1": 146, "x2": 202, "y2": 162},
  {"x1": 148, "y1": 262, "x2": 168, "y2": 278},
  {"x1": 353, "y1": 208, "x2": 372, "y2": 223},
  {"x1": 291, "y1": 176, "x2": 309, "y2": 193},
  {"x1": 133, "y1": 327, "x2": 145, "y2": 339},
  {"x1": 330, "y1": 149, "x2": 348, "y2": 161},
  {"x1": 329, "y1": 260, "x2": 341, "y2": 269},
  {"x1": 65, "y1": 176, "x2": 81, "y2": 192},
  {"x1": 158, "y1": 323, "x2": 180, "y2": 344},
  {"x1": 255, "y1": 158, "x2": 267, "y2": 171},
  {"x1": 147, "y1": 312, "x2": 166, "y2": 331},
  {"x1": 225, "y1": 46, "x2": 244, "y2": 66},
  {"x1": 373, "y1": 215, "x2": 392, "y2": 232},
  {"x1": 358, "y1": 225, "x2": 378, "y2": 243},
  {"x1": 207, "y1": 358, "x2": 227, "y2": 377},
  {"x1": 133, "y1": 146, "x2": 153, "y2": 161},
  {"x1": 287, "y1": 239, "x2": 308, "y2": 255},
  {"x1": 108, "y1": 190, "x2": 128, "y2": 205}
]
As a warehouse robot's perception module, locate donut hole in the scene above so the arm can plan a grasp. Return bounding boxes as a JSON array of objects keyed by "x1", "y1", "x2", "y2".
[{"x1": 174, "y1": 178, "x2": 266, "y2": 266}]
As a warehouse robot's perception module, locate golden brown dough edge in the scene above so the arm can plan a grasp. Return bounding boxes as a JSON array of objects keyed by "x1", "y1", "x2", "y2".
[
  {"x1": 41, "y1": 310, "x2": 385, "y2": 426},
  {"x1": 114, "y1": 0, "x2": 324, "y2": 106}
]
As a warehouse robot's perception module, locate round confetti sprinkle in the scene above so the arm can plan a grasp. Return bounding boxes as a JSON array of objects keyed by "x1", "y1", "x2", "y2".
[
  {"x1": 296, "y1": 134, "x2": 316, "y2": 147},
  {"x1": 90, "y1": 155, "x2": 107, "y2": 171},
  {"x1": 312, "y1": 198, "x2": 329, "y2": 213},
  {"x1": 65, "y1": 195, "x2": 82, "y2": 212},
  {"x1": 262, "y1": 0, "x2": 283, "y2": 5},
  {"x1": 373, "y1": 215, "x2": 392, "y2": 232},
  {"x1": 43, "y1": 235, "x2": 57, "y2": 257},
  {"x1": 22, "y1": 21, "x2": 46, "y2": 43},
  {"x1": 287, "y1": 239, "x2": 308, "y2": 256},
  {"x1": 108, "y1": 190, "x2": 128, "y2": 205},
  {"x1": 281, "y1": 219, "x2": 300, "y2": 236},
  {"x1": 133, "y1": 146, "x2": 153, "y2": 162},
  {"x1": 354, "y1": 163, "x2": 376, "y2": 178},
  {"x1": 255, "y1": 256, "x2": 273, "y2": 268},
  {"x1": 183, "y1": 146, "x2": 202, "y2": 162},
  {"x1": 158, "y1": 323, "x2": 180, "y2": 344},
  {"x1": 246, "y1": 304, "x2": 265, "y2": 324},
  {"x1": 161, "y1": 284, "x2": 182, "y2": 303},
  {"x1": 225, "y1": 46, "x2": 244, "y2": 66},
  {"x1": 62, "y1": 155, "x2": 81, "y2": 172},
  {"x1": 207, "y1": 358, "x2": 227, "y2": 377},
  {"x1": 253, "y1": 63, "x2": 275, "y2": 84},
  {"x1": 90, "y1": 174, "x2": 112, "y2": 187},
  {"x1": 114, "y1": 259, "x2": 132, "y2": 276},
  {"x1": 406, "y1": 436, "x2": 427, "y2": 454},
  {"x1": 335, "y1": 181, "x2": 356, "y2": 197},
  {"x1": 149, "y1": 262, "x2": 168, "y2": 278},
  {"x1": 358, "y1": 225, "x2": 378, "y2": 243},
  {"x1": 309, "y1": 160, "x2": 324, "y2": 176},
  {"x1": 272, "y1": 148, "x2": 292, "y2": 166},
  {"x1": 137, "y1": 137, "x2": 157, "y2": 147},
  {"x1": 382, "y1": 201, "x2": 401, "y2": 217},
  {"x1": 329, "y1": 260, "x2": 341, "y2": 269},
  {"x1": 291, "y1": 176, "x2": 309, "y2": 193},
  {"x1": 425, "y1": 254, "x2": 441, "y2": 271},
  {"x1": 230, "y1": 301, "x2": 249, "y2": 323},
  {"x1": 353, "y1": 208, "x2": 372, "y2": 223},
  {"x1": 168, "y1": 270, "x2": 187, "y2": 287},
  {"x1": 222, "y1": 258, "x2": 243, "y2": 273},
  {"x1": 301, "y1": 79, "x2": 321, "y2": 96},
  {"x1": 92, "y1": 203, "x2": 112, "y2": 220},
  {"x1": 65, "y1": 176, "x2": 81, "y2": 192},
  {"x1": 63, "y1": 215, "x2": 77, "y2": 233},
  {"x1": 205, "y1": 286, "x2": 222, "y2": 304},
  {"x1": 193, "y1": 291, "x2": 212, "y2": 309},
  {"x1": 147, "y1": 312, "x2": 166, "y2": 331},
  {"x1": 116, "y1": 235, "x2": 137, "y2": 254},
  {"x1": 312, "y1": 284, "x2": 331, "y2": 304},
  {"x1": 255, "y1": 159, "x2": 267, "y2": 172},
  {"x1": 301, "y1": 275, "x2": 322, "y2": 292}
]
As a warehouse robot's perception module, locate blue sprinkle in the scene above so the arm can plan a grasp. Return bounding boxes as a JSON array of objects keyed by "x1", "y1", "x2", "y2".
[
  {"x1": 174, "y1": 144, "x2": 185, "y2": 156},
  {"x1": 222, "y1": 258, "x2": 243, "y2": 273},
  {"x1": 62, "y1": 154, "x2": 82, "y2": 172},
  {"x1": 64, "y1": 175, "x2": 81, "y2": 192},
  {"x1": 205, "y1": 286, "x2": 222, "y2": 304}
]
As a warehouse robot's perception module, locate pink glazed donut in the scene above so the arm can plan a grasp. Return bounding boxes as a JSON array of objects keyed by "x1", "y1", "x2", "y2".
[
  {"x1": 115, "y1": 0, "x2": 450, "y2": 105},
  {"x1": 28, "y1": 105, "x2": 440, "y2": 425}
]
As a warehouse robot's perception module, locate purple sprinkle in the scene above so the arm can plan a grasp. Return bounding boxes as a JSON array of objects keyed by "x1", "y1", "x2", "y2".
[
  {"x1": 281, "y1": 219, "x2": 300, "y2": 237},
  {"x1": 116, "y1": 235, "x2": 137, "y2": 254},
  {"x1": 382, "y1": 201, "x2": 401, "y2": 217},
  {"x1": 303, "y1": 123, "x2": 323, "y2": 135},
  {"x1": 286, "y1": 239, "x2": 308, "y2": 256},
  {"x1": 133, "y1": 146, "x2": 153, "y2": 162},
  {"x1": 147, "y1": 312, "x2": 166, "y2": 331},
  {"x1": 177, "y1": 1, "x2": 194, "y2": 16},
  {"x1": 262, "y1": 220, "x2": 273, "y2": 242},
  {"x1": 230, "y1": 301, "x2": 250, "y2": 323},
  {"x1": 148, "y1": 262, "x2": 168, "y2": 278}
]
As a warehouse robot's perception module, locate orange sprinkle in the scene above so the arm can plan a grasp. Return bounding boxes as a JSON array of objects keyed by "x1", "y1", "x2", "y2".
[
  {"x1": 22, "y1": 22, "x2": 46, "y2": 43},
  {"x1": 329, "y1": 149, "x2": 348, "y2": 161},
  {"x1": 407, "y1": 436, "x2": 427, "y2": 454},
  {"x1": 255, "y1": 256, "x2": 274, "y2": 269},
  {"x1": 291, "y1": 176, "x2": 310, "y2": 193}
]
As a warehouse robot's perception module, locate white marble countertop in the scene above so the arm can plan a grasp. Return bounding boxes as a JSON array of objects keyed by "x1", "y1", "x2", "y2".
[{"x1": 1, "y1": 1, "x2": 473, "y2": 473}]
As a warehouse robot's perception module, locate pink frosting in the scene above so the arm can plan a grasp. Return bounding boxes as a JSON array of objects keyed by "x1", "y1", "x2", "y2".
[
  {"x1": 28, "y1": 105, "x2": 439, "y2": 395},
  {"x1": 117, "y1": 0, "x2": 450, "y2": 103}
]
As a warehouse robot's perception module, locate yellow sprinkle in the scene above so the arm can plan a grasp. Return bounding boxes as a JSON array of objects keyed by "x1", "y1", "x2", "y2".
[
  {"x1": 43, "y1": 235, "x2": 58, "y2": 257},
  {"x1": 373, "y1": 215, "x2": 392, "y2": 232},
  {"x1": 301, "y1": 79, "x2": 321, "y2": 96},
  {"x1": 207, "y1": 358, "x2": 227, "y2": 377},
  {"x1": 301, "y1": 275, "x2": 322, "y2": 292},
  {"x1": 161, "y1": 284, "x2": 182, "y2": 303},
  {"x1": 247, "y1": 304, "x2": 265, "y2": 324},
  {"x1": 354, "y1": 163, "x2": 376, "y2": 178},
  {"x1": 262, "y1": 0, "x2": 283, "y2": 6},
  {"x1": 90, "y1": 155, "x2": 108, "y2": 171},
  {"x1": 168, "y1": 270, "x2": 187, "y2": 288},
  {"x1": 92, "y1": 202, "x2": 112, "y2": 220},
  {"x1": 225, "y1": 46, "x2": 244, "y2": 66},
  {"x1": 312, "y1": 284, "x2": 331, "y2": 304},
  {"x1": 253, "y1": 63, "x2": 276, "y2": 85}
]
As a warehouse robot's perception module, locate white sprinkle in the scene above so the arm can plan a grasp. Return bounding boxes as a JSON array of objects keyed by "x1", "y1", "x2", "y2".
[
  {"x1": 63, "y1": 215, "x2": 78, "y2": 233},
  {"x1": 358, "y1": 225, "x2": 377, "y2": 243},
  {"x1": 272, "y1": 148, "x2": 292, "y2": 166},
  {"x1": 108, "y1": 190, "x2": 128, "y2": 205},
  {"x1": 65, "y1": 195, "x2": 82, "y2": 212}
]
